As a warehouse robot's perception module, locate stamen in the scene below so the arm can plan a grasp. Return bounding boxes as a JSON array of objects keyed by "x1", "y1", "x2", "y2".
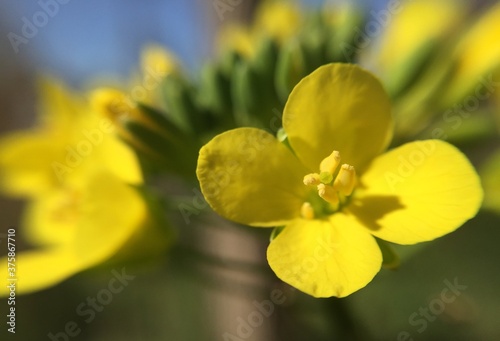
[
  {"x1": 320, "y1": 150, "x2": 341, "y2": 174},
  {"x1": 301, "y1": 151, "x2": 357, "y2": 218},
  {"x1": 317, "y1": 183, "x2": 339, "y2": 206},
  {"x1": 333, "y1": 164, "x2": 356, "y2": 196},
  {"x1": 301, "y1": 202, "x2": 315, "y2": 219},
  {"x1": 303, "y1": 173, "x2": 321, "y2": 186}
]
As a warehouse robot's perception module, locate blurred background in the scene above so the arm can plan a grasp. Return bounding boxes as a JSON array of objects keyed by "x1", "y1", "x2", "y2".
[{"x1": 1, "y1": 0, "x2": 500, "y2": 340}]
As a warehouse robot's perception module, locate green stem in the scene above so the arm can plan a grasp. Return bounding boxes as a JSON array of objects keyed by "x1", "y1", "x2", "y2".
[{"x1": 326, "y1": 298, "x2": 367, "y2": 341}]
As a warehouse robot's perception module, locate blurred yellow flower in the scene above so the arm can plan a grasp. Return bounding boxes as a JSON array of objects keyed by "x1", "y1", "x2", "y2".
[
  {"x1": 0, "y1": 78, "x2": 151, "y2": 294},
  {"x1": 375, "y1": 0, "x2": 464, "y2": 95},
  {"x1": 0, "y1": 171, "x2": 147, "y2": 295},
  {"x1": 217, "y1": 25, "x2": 255, "y2": 57},
  {"x1": 217, "y1": 0, "x2": 301, "y2": 57},
  {"x1": 140, "y1": 43, "x2": 179, "y2": 79},
  {"x1": 129, "y1": 43, "x2": 180, "y2": 106},
  {"x1": 197, "y1": 64, "x2": 483, "y2": 297},
  {"x1": 89, "y1": 87, "x2": 153, "y2": 142},
  {"x1": 0, "y1": 77, "x2": 142, "y2": 197},
  {"x1": 253, "y1": 0, "x2": 301, "y2": 41},
  {"x1": 443, "y1": 2, "x2": 500, "y2": 105}
]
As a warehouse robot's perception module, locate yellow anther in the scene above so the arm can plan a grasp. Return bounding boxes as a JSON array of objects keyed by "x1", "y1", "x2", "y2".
[
  {"x1": 301, "y1": 202, "x2": 315, "y2": 219},
  {"x1": 320, "y1": 150, "x2": 341, "y2": 174},
  {"x1": 333, "y1": 164, "x2": 356, "y2": 196},
  {"x1": 303, "y1": 173, "x2": 321, "y2": 186},
  {"x1": 300, "y1": 151, "x2": 357, "y2": 218},
  {"x1": 317, "y1": 183, "x2": 339, "y2": 206}
]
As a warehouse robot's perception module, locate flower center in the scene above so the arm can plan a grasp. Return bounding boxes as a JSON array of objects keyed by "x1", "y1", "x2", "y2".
[
  {"x1": 51, "y1": 190, "x2": 81, "y2": 225},
  {"x1": 300, "y1": 150, "x2": 357, "y2": 219}
]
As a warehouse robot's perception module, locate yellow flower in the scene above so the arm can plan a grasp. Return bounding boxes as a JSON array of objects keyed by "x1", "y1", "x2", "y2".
[
  {"x1": 89, "y1": 87, "x2": 156, "y2": 145},
  {"x1": 0, "y1": 78, "x2": 153, "y2": 294},
  {"x1": 253, "y1": 0, "x2": 301, "y2": 42},
  {"x1": 0, "y1": 171, "x2": 147, "y2": 295},
  {"x1": 129, "y1": 43, "x2": 180, "y2": 106},
  {"x1": 197, "y1": 64, "x2": 483, "y2": 298},
  {"x1": 0, "y1": 77, "x2": 142, "y2": 197},
  {"x1": 140, "y1": 43, "x2": 179, "y2": 79},
  {"x1": 217, "y1": 0, "x2": 301, "y2": 57}
]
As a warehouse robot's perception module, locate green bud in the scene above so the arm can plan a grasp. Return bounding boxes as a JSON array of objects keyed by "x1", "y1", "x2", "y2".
[
  {"x1": 198, "y1": 63, "x2": 233, "y2": 119},
  {"x1": 136, "y1": 103, "x2": 186, "y2": 140},
  {"x1": 220, "y1": 49, "x2": 242, "y2": 77},
  {"x1": 393, "y1": 59, "x2": 454, "y2": 139},
  {"x1": 253, "y1": 36, "x2": 279, "y2": 79},
  {"x1": 383, "y1": 39, "x2": 439, "y2": 99},
  {"x1": 426, "y1": 111, "x2": 497, "y2": 146},
  {"x1": 231, "y1": 36, "x2": 283, "y2": 127},
  {"x1": 162, "y1": 74, "x2": 201, "y2": 134},
  {"x1": 298, "y1": 11, "x2": 330, "y2": 72},
  {"x1": 275, "y1": 39, "x2": 306, "y2": 103},
  {"x1": 325, "y1": 8, "x2": 366, "y2": 63},
  {"x1": 231, "y1": 60, "x2": 261, "y2": 126}
]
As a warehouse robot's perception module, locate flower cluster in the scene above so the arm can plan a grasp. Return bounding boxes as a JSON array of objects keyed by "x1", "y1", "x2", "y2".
[
  {"x1": 1, "y1": 0, "x2": 498, "y2": 299},
  {"x1": 0, "y1": 78, "x2": 165, "y2": 295}
]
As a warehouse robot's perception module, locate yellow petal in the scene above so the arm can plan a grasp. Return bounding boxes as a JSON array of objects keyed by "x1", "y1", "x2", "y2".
[
  {"x1": 284, "y1": 63, "x2": 393, "y2": 172},
  {"x1": 0, "y1": 247, "x2": 89, "y2": 296},
  {"x1": 351, "y1": 140, "x2": 483, "y2": 244},
  {"x1": 267, "y1": 215, "x2": 382, "y2": 298},
  {"x1": 98, "y1": 136, "x2": 143, "y2": 185},
  {"x1": 22, "y1": 189, "x2": 78, "y2": 246},
  {"x1": 197, "y1": 128, "x2": 309, "y2": 227},
  {"x1": 73, "y1": 171, "x2": 147, "y2": 264},
  {"x1": 0, "y1": 131, "x2": 62, "y2": 196},
  {"x1": 0, "y1": 171, "x2": 146, "y2": 295},
  {"x1": 37, "y1": 76, "x2": 87, "y2": 132},
  {"x1": 0, "y1": 75, "x2": 141, "y2": 197}
]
